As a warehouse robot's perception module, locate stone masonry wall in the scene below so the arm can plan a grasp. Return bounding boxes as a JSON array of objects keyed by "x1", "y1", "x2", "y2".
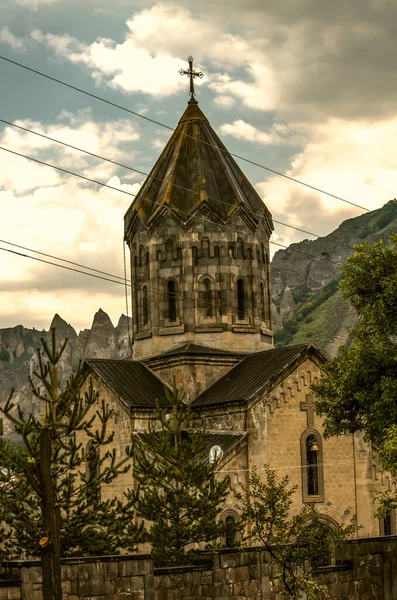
[{"x1": 3, "y1": 538, "x2": 397, "y2": 600}]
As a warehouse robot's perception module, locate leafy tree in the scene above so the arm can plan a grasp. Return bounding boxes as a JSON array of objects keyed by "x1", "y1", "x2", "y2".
[
  {"x1": 312, "y1": 235, "x2": 397, "y2": 449},
  {"x1": 0, "y1": 330, "x2": 142, "y2": 600},
  {"x1": 312, "y1": 234, "x2": 397, "y2": 518},
  {"x1": 131, "y1": 387, "x2": 230, "y2": 566},
  {"x1": 236, "y1": 465, "x2": 356, "y2": 600}
]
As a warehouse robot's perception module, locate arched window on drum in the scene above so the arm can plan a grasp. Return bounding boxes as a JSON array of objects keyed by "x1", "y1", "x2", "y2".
[
  {"x1": 167, "y1": 279, "x2": 177, "y2": 323},
  {"x1": 198, "y1": 276, "x2": 215, "y2": 320}
]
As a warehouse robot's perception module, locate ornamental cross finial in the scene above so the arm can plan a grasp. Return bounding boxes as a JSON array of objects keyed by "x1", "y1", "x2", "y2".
[{"x1": 179, "y1": 56, "x2": 204, "y2": 99}]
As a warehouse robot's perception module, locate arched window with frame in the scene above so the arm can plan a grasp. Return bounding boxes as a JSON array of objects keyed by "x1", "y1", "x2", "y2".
[
  {"x1": 167, "y1": 280, "x2": 177, "y2": 322},
  {"x1": 221, "y1": 511, "x2": 240, "y2": 548},
  {"x1": 225, "y1": 516, "x2": 237, "y2": 548},
  {"x1": 142, "y1": 286, "x2": 149, "y2": 325},
  {"x1": 198, "y1": 276, "x2": 214, "y2": 320},
  {"x1": 301, "y1": 430, "x2": 324, "y2": 502},
  {"x1": 260, "y1": 282, "x2": 266, "y2": 321},
  {"x1": 237, "y1": 279, "x2": 245, "y2": 320}
]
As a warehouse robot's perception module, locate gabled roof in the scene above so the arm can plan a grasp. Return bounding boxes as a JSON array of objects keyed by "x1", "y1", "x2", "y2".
[
  {"x1": 84, "y1": 359, "x2": 170, "y2": 409},
  {"x1": 124, "y1": 99, "x2": 273, "y2": 237},
  {"x1": 192, "y1": 344, "x2": 326, "y2": 408}
]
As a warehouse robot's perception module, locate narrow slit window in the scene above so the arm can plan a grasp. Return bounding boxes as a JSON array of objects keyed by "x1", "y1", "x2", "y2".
[
  {"x1": 306, "y1": 435, "x2": 319, "y2": 496},
  {"x1": 261, "y1": 282, "x2": 266, "y2": 320},
  {"x1": 168, "y1": 280, "x2": 177, "y2": 322},
  {"x1": 237, "y1": 279, "x2": 245, "y2": 320},
  {"x1": 204, "y1": 279, "x2": 213, "y2": 319},
  {"x1": 142, "y1": 286, "x2": 148, "y2": 325}
]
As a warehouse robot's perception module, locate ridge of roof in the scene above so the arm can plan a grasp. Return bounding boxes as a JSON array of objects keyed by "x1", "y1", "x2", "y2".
[{"x1": 192, "y1": 344, "x2": 325, "y2": 408}]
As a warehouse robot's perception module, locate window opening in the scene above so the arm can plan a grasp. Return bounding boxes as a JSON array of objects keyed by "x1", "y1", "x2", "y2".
[
  {"x1": 237, "y1": 279, "x2": 245, "y2": 320},
  {"x1": 384, "y1": 513, "x2": 392, "y2": 536},
  {"x1": 261, "y1": 282, "x2": 266, "y2": 320},
  {"x1": 203, "y1": 279, "x2": 213, "y2": 318},
  {"x1": 168, "y1": 280, "x2": 177, "y2": 322},
  {"x1": 225, "y1": 516, "x2": 237, "y2": 548},
  {"x1": 306, "y1": 435, "x2": 319, "y2": 496},
  {"x1": 142, "y1": 286, "x2": 148, "y2": 325}
]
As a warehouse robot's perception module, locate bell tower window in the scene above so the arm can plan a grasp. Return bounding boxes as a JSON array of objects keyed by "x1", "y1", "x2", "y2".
[
  {"x1": 167, "y1": 280, "x2": 177, "y2": 322},
  {"x1": 260, "y1": 282, "x2": 266, "y2": 320},
  {"x1": 301, "y1": 430, "x2": 324, "y2": 502},
  {"x1": 204, "y1": 279, "x2": 213, "y2": 318},
  {"x1": 142, "y1": 286, "x2": 149, "y2": 325},
  {"x1": 306, "y1": 435, "x2": 319, "y2": 496},
  {"x1": 237, "y1": 279, "x2": 245, "y2": 320}
]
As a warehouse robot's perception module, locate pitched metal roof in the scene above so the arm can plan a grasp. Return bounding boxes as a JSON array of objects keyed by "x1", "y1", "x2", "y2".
[
  {"x1": 192, "y1": 344, "x2": 325, "y2": 408},
  {"x1": 124, "y1": 99, "x2": 273, "y2": 236},
  {"x1": 84, "y1": 359, "x2": 170, "y2": 408}
]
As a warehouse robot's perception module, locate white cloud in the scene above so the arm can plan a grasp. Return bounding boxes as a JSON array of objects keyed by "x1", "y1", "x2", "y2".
[
  {"x1": 0, "y1": 111, "x2": 143, "y2": 330},
  {"x1": 0, "y1": 26, "x2": 26, "y2": 51},
  {"x1": 213, "y1": 96, "x2": 236, "y2": 109},
  {"x1": 219, "y1": 120, "x2": 299, "y2": 145},
  {"x1": 257, "y1": 117, "x2": 397, "y2": 244}
]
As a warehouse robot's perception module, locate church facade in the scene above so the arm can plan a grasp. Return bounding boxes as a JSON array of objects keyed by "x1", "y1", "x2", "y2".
[{"x1": 83, "y1": 93, "x2": 393, "y2": 544}]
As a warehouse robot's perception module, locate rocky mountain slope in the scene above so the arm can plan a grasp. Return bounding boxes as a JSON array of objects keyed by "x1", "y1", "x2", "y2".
[
  {"x1": 0, "y1": 310, "x2": 132, "y2": 438},
  {"x1": 271, "y1": 199, "x2": 397, "y2": 356}
]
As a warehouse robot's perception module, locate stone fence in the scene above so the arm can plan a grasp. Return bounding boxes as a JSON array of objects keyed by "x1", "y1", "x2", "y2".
[{"x1": 2, "y1": 536, "x2": 397, "y2": 600}]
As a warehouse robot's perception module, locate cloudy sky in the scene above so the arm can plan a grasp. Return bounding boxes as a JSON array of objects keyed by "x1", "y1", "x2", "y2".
[{"x1": 0, "y1": 0, "x2": 396, "y2": 331}]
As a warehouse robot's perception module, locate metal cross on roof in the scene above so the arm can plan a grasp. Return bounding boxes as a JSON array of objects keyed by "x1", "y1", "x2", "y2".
[{"x1": 179, "y1": 56, "x2": 204, "y2": 99}]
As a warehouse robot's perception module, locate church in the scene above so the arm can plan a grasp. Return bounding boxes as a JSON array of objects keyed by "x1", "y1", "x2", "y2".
[{"x1": 82, "y1": 64, "x2": 394, "y2": 544}]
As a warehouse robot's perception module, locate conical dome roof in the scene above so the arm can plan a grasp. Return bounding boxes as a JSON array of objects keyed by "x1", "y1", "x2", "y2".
[{"x1": 125, "y1": 98, "x2": 273, "y2": 236}]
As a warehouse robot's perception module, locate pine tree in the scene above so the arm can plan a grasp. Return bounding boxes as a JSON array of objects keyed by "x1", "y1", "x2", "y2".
[
  {"x1": 0, "y1": 330, "x2": 142, "y2": 600},
  {"x1": 131, "y1": 387, "x2": 230, "y2": 566}
]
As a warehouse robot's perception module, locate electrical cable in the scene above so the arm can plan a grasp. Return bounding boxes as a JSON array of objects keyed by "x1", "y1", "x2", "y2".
[
  {"x1": 0, "y1": 54, "x2": 371, "y2": 214},
  {"x1": 0, "y1": 118, "x2": 350, "y2": 246},
  {"x1": 0, "y1": 143, "x2": 350, "y2": 267},
  {"x1": 0, "y1": 244, "x2": 351, "y2": 343}
]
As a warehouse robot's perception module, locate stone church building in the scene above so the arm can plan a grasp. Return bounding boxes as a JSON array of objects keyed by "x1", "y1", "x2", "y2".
[{"x1": 83, "y1": 94, "x2": 393, "y2": 543}]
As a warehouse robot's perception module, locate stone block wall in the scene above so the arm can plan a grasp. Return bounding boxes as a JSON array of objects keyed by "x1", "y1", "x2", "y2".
[{"x1": 3, "y1": 538, "x2": 397, "y2": 600}]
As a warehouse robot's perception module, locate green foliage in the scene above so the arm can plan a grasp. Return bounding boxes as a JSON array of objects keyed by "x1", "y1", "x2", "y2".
[
  {"x1": 276, "y1": 279, "x2": 341, "y2": 348},
  {"x1": 313, "y1": 235, "x2": 397, "y2": 445},
  {"x1": 0, "y1": 329, "x2": 142, "y2": 559},
  {"x1": 292, "y1": 284, "x2": 311, "y2": 305},
  {"x1": 0, "y1": 350, "x2": 9, "y2": 362},
  {"x1": 236, "y1": 466, "x2": 357, "y2": 600},
  {"x1": 131, "y1": 387, "x2": 230, "y2": 567},
  {"x1": 312, "y1": 234, "x2": 397, "y2": 515}
]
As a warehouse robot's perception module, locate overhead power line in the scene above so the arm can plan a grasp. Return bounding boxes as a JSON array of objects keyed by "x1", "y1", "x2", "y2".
[
  {"x1": 0, "y1": 122, "x2": 363, "y2": 261},
  {"x1": 0, "y1": 54, "x2": 370, "y2": 213},
  {"x1": 0, "y1": 244, "x2": 350, "y2": 343},
  {"x1": 0, "y1": 143, "x2": 343, "y2": 268}
]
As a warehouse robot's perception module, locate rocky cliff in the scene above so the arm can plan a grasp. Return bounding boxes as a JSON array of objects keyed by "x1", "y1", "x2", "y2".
[
  {"x1": 271, "y1": 199, "x2": 397, "y2": 356},
  {"x1": 0, "y1": 310, "x2": 132, "y2": 438}
]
